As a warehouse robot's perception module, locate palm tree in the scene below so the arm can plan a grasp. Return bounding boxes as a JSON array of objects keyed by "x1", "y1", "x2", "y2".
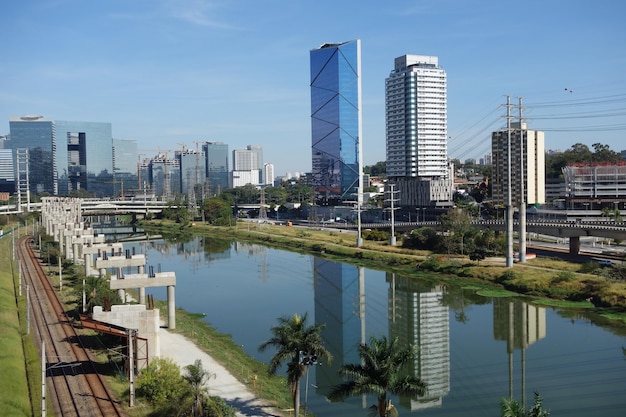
[
  {"x1": 501, "y1": 392, "x2": 549, "y2": 417},
  {"x1": 258, "y1": 313, "x2": 332, "y2": 417},
  {"x1": 327, "y1": 336, "x2": 427, "y2": 417},
  {"x1": 183, "y1": 359, "x2": 214, "y2": 417}
]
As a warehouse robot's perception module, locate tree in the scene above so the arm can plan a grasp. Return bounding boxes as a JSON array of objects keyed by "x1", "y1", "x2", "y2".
[
  {"x1": 469, "y1": 248, "x2": 487, "y2": 264},
  {"x1": 440, "y1": 208, "x2": 474, "y2": 256},
  {"x1": 501, "y1": 392, "x2": 549, "y2": 417},
  {"x1": 137, "y1": 358, "x2": 186, "y2": 406},
  {"x1": 184, "y1": 359, "x2": 215, "y2": 417},
  {"x1": 327, "y1": 336, "x2": 426, "y2": 417},
  {"x1": 258, "y1": 313, "x2": 332, "y2": 417},
  {"x1": 364, "y1": 161, "x2": 387, "y2": 177},
  {"x1": 203, "y1": 198, "x2": 232, "y2": 225}
]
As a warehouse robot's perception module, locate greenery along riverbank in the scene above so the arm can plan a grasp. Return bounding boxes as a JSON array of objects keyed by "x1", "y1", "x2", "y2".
[{"x1": 141, "y1": 219, "x2": 626, "y2": 323}]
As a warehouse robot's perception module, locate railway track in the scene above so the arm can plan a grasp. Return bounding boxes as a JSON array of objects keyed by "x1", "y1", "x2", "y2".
[{"x1": 18, "y1": 236, "x2": 127, "y2": 417}]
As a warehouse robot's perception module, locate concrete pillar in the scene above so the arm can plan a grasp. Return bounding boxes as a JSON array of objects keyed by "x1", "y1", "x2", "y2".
[
  {"x1": 138, "y1": 265, "x2": 145, "y2": 274},
  {"x1": 139, "y1": 287, "x2": 146, "y2": 305},
  {"x1": 73, "y1": 243, "x2": 79, "y2": 262},
  {"x1": 65, "y1": 234, "x2": 72, "y2": 259},
  {"x1": 118, "y1": 289, "x2": 126, "y2": 303},
  {"x1": 100, "y1": 268, "x2": 107, "y2": 278},
  {"x1": 57, "y1": 227, "x2": 64, "y2": 252},
  {"x1": 518, "y1": 204, "x2": 526, "y2": 263},
  {"x1": 569, "y1": 236, "x2": 581, "y2": 255},
  {"x1": 167, "y1": 285, "x2": 176, "y2": 329},
  {"x1": 84, "y1": 254, "x2": 92, "y2": 276}
]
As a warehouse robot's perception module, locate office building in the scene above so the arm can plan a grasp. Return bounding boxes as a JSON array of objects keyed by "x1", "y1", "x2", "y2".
[
  {"x1": 491, "y1": 122, "x2": 545, "y2": 205},
  {"x1": 203, "y1": 141, "x2": 229, "y2": 195},
  {"x1": 263, "y1": 163, "x2": 275, "y2": 186},
  {"x1": 55, "y1": 120, "x2": 114, "y2": 196},
  {"x1": 0, "y1": 149, "x2": 14, "y2": 193},
  {"x1": 386, "y1": 55, "x2": 448, "y2": 179},
  {"x1": 310, "y1": 40, "x2": 363, "y2": 204},
  {"x1": 8, "y1": 116, "x2": 57, "y2": 194},
  {"x1": 8, "y1": 116, "x2": 115, "y2": 196},
  {"x1": 149, "y1": 154, "x2": 180, "y2": 198},
  {"x1": 232, "y1": 145, "x2": 263, "y2": 186},
  {"x1": 112, "y1": 139, "x2": 138, "y2": 196},
  {"x1": 176, "y1": 150, "x2": 205, "y2": 195}
]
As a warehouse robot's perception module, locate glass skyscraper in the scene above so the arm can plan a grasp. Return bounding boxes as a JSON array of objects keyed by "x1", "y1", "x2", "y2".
[
  {"x1": 9, "y1": 116, "x2": 56, "y2": 194},
  {"x1": 177, "y1": 150, "x2": 206, "y2": 195},
  {"x1": 203, "y1": 141, "x2": 229, "y2": 195},
  {"x1": 113, "y1": 139, "x2": 138, "y2": 196},
  {"x1": 310, "y1": 40, "x2": 363, "y2": 204},
  {"x1": 55, "y1": 120, "x2": 114, "y2": 196},
  {"x1": 9, "y1": 116, "x2": 116, "y2": 197}
]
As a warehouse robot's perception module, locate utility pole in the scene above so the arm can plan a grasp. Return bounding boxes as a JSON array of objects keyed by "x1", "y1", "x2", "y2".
[
  {"x1": 385, "y1": 182, "x2": 399, "y2": 246},
  {"x1": 518, "y1": 97, "x2": 527, "y2": 263},
  {"x1": 128, "y1": 329, "x2": 135, "y2": 407},
  {"x1": 506, "y1": 95, "x2": 514, "y2": 267}
]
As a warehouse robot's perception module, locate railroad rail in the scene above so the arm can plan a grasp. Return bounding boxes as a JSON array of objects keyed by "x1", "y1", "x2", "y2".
[{"x1": 18, "y1": 236, "x2": 127, "y2": 417}]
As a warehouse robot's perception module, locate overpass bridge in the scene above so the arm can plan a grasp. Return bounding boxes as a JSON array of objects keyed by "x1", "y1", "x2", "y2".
[
  {"x1": 1, "y1": 199, "x2": 169, "y2": 216},
  {"x1": 321, "y1": 219, "x2": 626, "y2": 255}
]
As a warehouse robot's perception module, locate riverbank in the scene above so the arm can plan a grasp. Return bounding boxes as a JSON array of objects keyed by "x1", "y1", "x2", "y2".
[
  {"x1": 0, "y1": 228, "x2": 38, "y2": 417},
  {"x1": 142, "y1": 219, "x2": 626, "y2": 322}
]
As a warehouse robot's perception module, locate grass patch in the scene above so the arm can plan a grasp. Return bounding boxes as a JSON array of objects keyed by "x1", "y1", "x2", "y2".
[
  {"x1": 476, "y1": 289, "x2": 520, "y2": 298},
  {"x1": 530, "y1": 299, "x2": 594, "y2": 309},
  {"x1": 0, "y1": 226, "x2": 39, "y2": 417}
]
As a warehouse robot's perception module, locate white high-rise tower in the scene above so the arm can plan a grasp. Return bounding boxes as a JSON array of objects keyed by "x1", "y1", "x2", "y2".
[{"x1": 385, "y1": 55, "x2": 448, "y2": 179}]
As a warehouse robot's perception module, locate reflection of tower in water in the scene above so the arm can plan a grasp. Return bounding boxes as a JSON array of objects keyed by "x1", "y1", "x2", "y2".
[
  {"x1": 313, "y1": 259, "x2": 365, "y2": 403},
  {"x1": 387, "y1": 273, "x2": 450, "y2": 411},
  {"x1": 493, "y1": 300, "x2": 546, "y2": 407}
]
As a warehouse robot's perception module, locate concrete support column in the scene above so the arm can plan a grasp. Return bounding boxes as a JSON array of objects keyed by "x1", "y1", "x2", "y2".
[
  {"x1": 138, "y1": 265, "x2": 145, "y2": 274},
  {"x1": 65, "y1": 234, "x2": 72, "y2": 259},
  {"x1": 100, "y1": 268, "x2": 107, "y2": 278},
  {"x1": 569, "y1": 236, "x2": 581, "y2": 255},
  {"x1": 167, "y1": 285, "x2": 176, "y2": 329},
  {"x1": 118, "y1": 289, "x2": 126, "y2": 303},
  {"x1": 518, "y1": 204, "x2": 526, "y2": 263},
  {"x1": 84, "y1": 254, "x2": 92, "y2": 276},
  {"x1": 57, "y1": 227, "x2": 64, "y2": 253},
  {"x1": 73, "y1": 243, "x2": 80, "y2": 262},
  {"x1": 139, "y1": 287, "x2": 146, "y2": 305}
]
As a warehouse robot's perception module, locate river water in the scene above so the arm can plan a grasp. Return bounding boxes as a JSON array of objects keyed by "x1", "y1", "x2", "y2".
[{"x1": 124, "y1": 236, "x2": 626, "y2": 417}]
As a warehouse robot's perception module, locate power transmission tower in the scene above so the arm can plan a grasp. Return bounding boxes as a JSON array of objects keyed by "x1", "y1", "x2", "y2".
[
  {"x1": 16, "y1": 148, "x2": 30, "y2": 212},
  {"x1": 259, "y1": 186, "x2": 267, "y2": 221}
]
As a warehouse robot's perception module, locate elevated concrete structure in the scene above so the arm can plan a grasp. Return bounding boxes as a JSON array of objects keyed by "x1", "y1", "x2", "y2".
[
  {"x1": 92, "y1": 305, "x2": 160, "y2": 366},
  {"x1": 109, "y1": 272, "x2": 177, "y2": 329}
]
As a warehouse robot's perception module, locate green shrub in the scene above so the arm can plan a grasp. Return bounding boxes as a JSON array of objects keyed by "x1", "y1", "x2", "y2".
[
  {"x1": 553, "y1": 271, "x2": 575, "y2": 283},
  {"x1": 496, "y1": 270, "x2": 518, "y2": 284},
  {"x1": 205, "y1": 396, "x2": 237, "y2": 417},
  {"x1": 136, "y1": 358, "x2": 186, "y2": 405}
]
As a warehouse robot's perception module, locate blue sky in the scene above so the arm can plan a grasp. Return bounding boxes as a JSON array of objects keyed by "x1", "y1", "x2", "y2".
[{"x1": 2, "y1": 0, "x2": 625, "y2": 177}]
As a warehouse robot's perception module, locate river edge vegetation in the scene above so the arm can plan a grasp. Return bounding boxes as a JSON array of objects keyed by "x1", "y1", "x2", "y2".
[{"x1": 141, "y1": 219, "x2": 626, "y2": 321}]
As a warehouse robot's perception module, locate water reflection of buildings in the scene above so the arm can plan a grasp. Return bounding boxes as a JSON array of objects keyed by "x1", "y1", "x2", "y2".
[
  {"x1": 493, "y1": 300, "x2": 546, "y2": 404},
  {"x1": 138, "y1": 238, "x2": 232, "y2": 270},
  {"x1": 388, "y1": 274, "x2": 450, "y2": 411},
  {"x1": 313, "y1": 259, "x2": 364, "y2": 399}
]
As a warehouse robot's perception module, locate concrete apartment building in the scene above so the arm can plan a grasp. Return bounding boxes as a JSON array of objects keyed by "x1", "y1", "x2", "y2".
[
  {"x1": 385, "y1": 55, "x2": 453, "y2": 209},
  {"x1": 491, "y1": 122, "x2": 546, "y2": 206}
]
